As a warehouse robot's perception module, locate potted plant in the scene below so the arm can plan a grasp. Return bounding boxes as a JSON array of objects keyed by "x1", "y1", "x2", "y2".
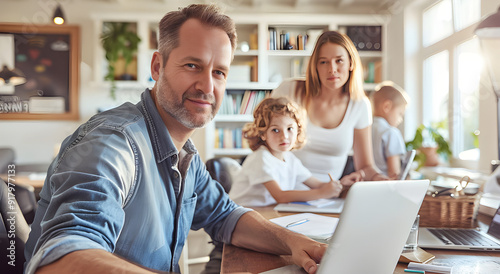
[
  {"x1": 406, "y1": 122, "x2": 452, "y2": 170},
  {"x1": 101, "y1": 22, "x2": 141, "y2": 99}
]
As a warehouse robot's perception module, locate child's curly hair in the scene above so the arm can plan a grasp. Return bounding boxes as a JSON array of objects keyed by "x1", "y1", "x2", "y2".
[{"x1": 243, "y1": 97, "x2": 306, "y2": 151}]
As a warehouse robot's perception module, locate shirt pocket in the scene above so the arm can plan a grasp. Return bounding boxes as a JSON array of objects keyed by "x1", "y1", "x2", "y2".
[{"x1": 178, "y1": 193, "x2": 197, "y2": 244}]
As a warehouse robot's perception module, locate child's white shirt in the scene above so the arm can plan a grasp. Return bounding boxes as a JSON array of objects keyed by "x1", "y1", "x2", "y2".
[
  {"x1": 372, "y1": 116, "x2": 406, "y2": 175},
  {"x1": 229, "y1": 146, "x2": 312, "y2": 206}
]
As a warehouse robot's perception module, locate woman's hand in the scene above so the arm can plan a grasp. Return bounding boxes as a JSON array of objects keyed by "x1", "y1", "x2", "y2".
[
  {"x1": 339, "y1": 170, "x2": 364, "y2": 187},
  {"x1": 370, "y1": 173, "x2": 390, "y2": 181}
]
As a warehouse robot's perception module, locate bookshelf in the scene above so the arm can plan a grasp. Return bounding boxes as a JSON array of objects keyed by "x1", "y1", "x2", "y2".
[
  {"x1": 90, "y1": 12, "x2": 388, "y2": 160},
  {"x1": 205, "y1": 13, "x2": 388, "y2": 160}
]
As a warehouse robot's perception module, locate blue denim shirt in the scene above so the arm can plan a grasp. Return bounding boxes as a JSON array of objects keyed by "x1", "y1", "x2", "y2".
[{"x1": 24, "y1": 89, "x2": 250, "y2": 273}]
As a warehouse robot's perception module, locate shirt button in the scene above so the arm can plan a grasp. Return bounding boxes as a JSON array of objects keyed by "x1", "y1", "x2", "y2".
[{"x1": 174, "y1": 173, "x2": 179, "y2": 178}]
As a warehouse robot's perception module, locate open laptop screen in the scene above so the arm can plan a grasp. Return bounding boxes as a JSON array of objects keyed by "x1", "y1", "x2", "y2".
[
  {"x1": 488, "y1": 205, "x2": 500, "y2": 239},
  {"x1": 399, "y1": 150, "x2": 416, "y2": 180}
]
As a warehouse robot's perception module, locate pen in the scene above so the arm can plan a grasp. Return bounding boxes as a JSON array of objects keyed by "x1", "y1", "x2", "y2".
[
  {"x1": 329, "y1": 173, "x2": 343, "y2": 190},
  {"x1": 404, "y1": 269, "x2": 425, "y2": 274},
  {"x1": 408, "y1": 262, "x2": 452, "y2": 274},
  {"x1": 328, "y1": 173, "x2": 335, "y2": 181},
  {"x1": 285, "y1": 218, "x2": 309, "y2": 228}
]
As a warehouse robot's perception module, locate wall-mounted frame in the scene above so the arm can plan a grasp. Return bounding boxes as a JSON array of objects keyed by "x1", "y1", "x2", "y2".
[{"x1": 0, "y1": 23, "x2": 79, "y2": 120}]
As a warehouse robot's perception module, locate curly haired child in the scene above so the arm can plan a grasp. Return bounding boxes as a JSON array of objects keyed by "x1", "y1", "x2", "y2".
[{"x1": 229, "y1": 97, "x2": 343, "y2": 206}]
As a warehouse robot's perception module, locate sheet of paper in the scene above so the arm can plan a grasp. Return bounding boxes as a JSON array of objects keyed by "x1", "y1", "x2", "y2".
[
  {"x1": 270, "y1": 213, "x2": 339, "y2": 241},
  {"x1": 259, "y1": 264, "x2": 307, "y2": 274},
  {"x1": 291, "y1": 198, "x2": 338, "y2": 207},
  {"x1": 274, "y1": 198, "x2": 344, "y2": 213}
]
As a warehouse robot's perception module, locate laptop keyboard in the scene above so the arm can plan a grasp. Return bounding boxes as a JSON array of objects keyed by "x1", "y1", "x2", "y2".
[{"x1": 428, "y1": 228, "x2": 499, "y2": 246}]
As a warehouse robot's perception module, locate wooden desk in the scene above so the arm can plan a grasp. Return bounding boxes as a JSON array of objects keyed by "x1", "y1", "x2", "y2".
[
  {"x1": 221, "y1": 207, "x2": 500, "y2": 273},
  {"x1": 1, "y1": 173, "x2": 45, "y2": 200}
]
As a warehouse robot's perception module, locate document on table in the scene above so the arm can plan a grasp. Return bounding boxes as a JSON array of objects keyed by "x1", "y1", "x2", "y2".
[
  {"x1": 269, "y1": 213, "x2": 339, "y2": 242},
  {"x1": 273, "y1": 198, "x2": 344, "y2": 213},
  {"x1": 260, "y1": 264, "x2": 307, "y2": 274}
]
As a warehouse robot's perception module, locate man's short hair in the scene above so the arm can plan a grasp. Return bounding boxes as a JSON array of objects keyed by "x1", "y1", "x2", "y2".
[
  {"x1": 372, "y1": 81, "x2": 410, "y2": 107},
  {"x1": 158, "y1": 4, "x2": 237, "y2": 65}
]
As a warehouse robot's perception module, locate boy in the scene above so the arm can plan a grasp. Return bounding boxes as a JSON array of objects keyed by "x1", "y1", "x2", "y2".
[{"x1": 371, "y1": 81, "x2": 410, "y2": 179}]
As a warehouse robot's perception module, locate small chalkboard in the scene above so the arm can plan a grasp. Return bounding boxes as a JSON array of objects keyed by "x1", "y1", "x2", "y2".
[{"x1": 0, "y1": 23, "x2": 79, "y2": 120}]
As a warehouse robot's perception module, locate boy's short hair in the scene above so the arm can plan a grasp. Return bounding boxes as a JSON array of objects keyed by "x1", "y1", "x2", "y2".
[{"x1": 372, "y1": 81, "x2": 410, "y2": 107}]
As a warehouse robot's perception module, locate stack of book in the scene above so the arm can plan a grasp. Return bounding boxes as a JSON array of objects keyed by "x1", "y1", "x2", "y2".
[{"x1": 219, "y1": 90, "x2": 271, "y2": 115}]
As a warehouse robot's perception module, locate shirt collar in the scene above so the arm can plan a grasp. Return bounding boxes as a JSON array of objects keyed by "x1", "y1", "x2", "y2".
[
  {"x1": 374, "y1": 116, "x2": 390, "y2": 127},
  {"x1": 140, "y1": 89, "x2": 198, "y2": 163}
]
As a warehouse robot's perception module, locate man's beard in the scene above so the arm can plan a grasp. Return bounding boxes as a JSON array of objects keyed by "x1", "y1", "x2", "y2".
[{"x1": 157, "y1": 80, "x2": 217, "y2": 129}]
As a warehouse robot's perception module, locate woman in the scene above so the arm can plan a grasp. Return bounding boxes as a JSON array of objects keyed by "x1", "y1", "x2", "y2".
[{"x1": 272, "y1": 30, "x2": 386, "y2": 188}]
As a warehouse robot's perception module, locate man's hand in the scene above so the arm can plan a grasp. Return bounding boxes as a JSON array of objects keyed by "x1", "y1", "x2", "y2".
[
  {"x1": 289, "y1": 238, "x2": 327, "y2": 273},
  {"x1": 231, "y1": 211, "x2": 328, "y2": 274}
]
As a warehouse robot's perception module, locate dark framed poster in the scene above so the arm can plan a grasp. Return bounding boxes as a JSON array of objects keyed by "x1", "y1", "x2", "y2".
[{"x1": 0, "y1": 24, "x2": 79, "y2": 120}]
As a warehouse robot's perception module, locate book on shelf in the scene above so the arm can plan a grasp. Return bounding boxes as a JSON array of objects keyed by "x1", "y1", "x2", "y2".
[
  {"x1": 251, "y1": 56, "x2": 258, "y2": 82},
  {"x1": 242, "y1": 91, "x2": 256, "y2": 115},
  {"x1": 215, "y1": 127, "x2": 246, "y2": 149},
  {"x1": 217, "y1": 90, "x2": 271, "y2": 115},
  {"x1": 269, "y1": 28, "x2": 311, "y2": 51}
]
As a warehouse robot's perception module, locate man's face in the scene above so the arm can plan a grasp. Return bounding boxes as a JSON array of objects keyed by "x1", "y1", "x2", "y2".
[{"x1": 151, "y1": 19, "x2": 232, "y2": 129}]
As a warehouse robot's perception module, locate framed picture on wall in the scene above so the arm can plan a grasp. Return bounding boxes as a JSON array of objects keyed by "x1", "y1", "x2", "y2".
[{"x1": 0, "y1": 23, "x2": 79, "y2": 120}]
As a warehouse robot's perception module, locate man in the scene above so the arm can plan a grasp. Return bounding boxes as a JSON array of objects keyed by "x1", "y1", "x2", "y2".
[{"x1": 24, "y1": 4, "x2": 326, "y2": 274}]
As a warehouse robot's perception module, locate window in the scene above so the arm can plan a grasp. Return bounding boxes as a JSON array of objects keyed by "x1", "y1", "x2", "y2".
[
  {"x1": 418, "y1": 0, "x2": 482, "y2": 161},
  {"x1": 453, "y1": 0, "x2": 481, "y2": 32},
  {"x1": 423, "y1": 51, "x2": 449, "y2": 131},
  {"x1": 456, "y1": 38, "x2": 481, "y2": 157},
  {"x1": 423, "y1": 0, "x2": 453, "y2": 47}
]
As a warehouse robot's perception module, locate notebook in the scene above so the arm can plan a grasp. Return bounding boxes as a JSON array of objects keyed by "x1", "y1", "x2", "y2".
[
  {"x1": 418, "y1": 203, "x2": 500, "y2": 251},
  {"x1": 261, "y1": 180, "x2": 430, "y2": 274},
  {"x1": 399, "y1": 149, "x2": 416, "y2": 180},
  {"x1": 273, "y1": 198, "x2": 344, "y2": 214}
]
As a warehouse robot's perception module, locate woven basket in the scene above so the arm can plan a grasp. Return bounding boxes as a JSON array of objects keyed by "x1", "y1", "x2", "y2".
[{"x1": 418, "y1": 193, "x2": 481, "y2": 228}]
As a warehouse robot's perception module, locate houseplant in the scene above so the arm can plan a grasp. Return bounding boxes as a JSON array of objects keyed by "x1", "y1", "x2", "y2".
[
  {"x1": 101, "y1": 22, "x2": 141, "y2": 99},
  {"x1": 406, "y1": 122, "x2": 452, "y2": 170}
]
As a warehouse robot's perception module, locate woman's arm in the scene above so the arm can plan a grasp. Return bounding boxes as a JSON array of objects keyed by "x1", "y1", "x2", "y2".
[
  {"x1": 263, "y1": 179, "x2": 342, "y2": 203},
  {"x1": 352, "y1": 126, "x2": 388, "y2": 181}
]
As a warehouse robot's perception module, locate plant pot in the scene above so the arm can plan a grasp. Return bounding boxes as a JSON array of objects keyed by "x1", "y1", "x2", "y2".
[{"x1": 419, "y1": 147, "x2": 439, "y2": 166}]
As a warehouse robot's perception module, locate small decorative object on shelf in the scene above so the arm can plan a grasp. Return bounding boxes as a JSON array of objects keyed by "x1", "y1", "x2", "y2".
[
  {"x1": 101, "y1": 22, "x2": 141, "y2": 99},
  {"x1": 339, "y1": 25, "x2": 382, "y2": 51}
]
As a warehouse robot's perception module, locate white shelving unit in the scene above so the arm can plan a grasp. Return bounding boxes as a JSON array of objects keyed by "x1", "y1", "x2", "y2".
[
  {"x1": 90, "y1": 12, "x2": 388, "y2": 161},
  {"x1": 205, "y1": 13, "x2": 388, "y2": 160}
]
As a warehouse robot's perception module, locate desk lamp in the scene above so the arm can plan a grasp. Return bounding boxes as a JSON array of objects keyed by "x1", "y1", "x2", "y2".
[
  {"x1": 475, "y1": 7, "x2": 500, "y2": 166},
  {"x1": 0, "y1": 65, "x2": 26, "y2": 86}
]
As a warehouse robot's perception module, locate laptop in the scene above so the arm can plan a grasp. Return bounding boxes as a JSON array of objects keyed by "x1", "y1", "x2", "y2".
[
  {"x1": 399, "y1": 149, "x2": 416, "y2": 180},
  {"x1": 418, "y1": 204, "x2": 500, "y2": 251},
  {"x1": 315, "y1": 180, "x2": 429, "y2": 274},
  {"x1": 261, "y1": 180, "x2": 430, "y2": 274}
]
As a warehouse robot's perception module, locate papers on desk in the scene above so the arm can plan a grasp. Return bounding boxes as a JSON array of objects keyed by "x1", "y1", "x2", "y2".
[
  {"x1": 270, "y1": 213, "x2": 339, "y2": 242},
  {"x1": 273, "y1": 198, "x2": 344, "y2": 213},
  {"x1": 479, "y1": 193, "x2": 500, "y2": 217},
  {"x1": 260, "y1": 264, "x2": 307, "y2": 274}
]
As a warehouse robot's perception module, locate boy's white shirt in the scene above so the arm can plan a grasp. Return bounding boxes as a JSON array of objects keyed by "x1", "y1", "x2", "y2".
[{"x1": 229, "y1": 146, "x2": 312, "y2": 206}]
